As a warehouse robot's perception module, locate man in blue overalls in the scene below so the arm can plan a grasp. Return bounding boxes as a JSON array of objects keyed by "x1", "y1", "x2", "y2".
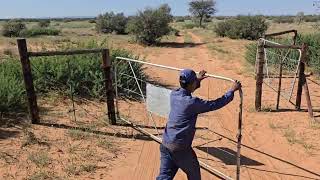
[{"x1": 157, "y1": 69, "x2": 241, "y2": 180}]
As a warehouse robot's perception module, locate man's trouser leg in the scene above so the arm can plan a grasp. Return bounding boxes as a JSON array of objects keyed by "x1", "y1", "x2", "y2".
[
  {"x1": 172, "y1": 148, "x2": 201, "y2": 180},
  {"x1": 157, "y1": 144, "x2": 179, "y2": 180}
]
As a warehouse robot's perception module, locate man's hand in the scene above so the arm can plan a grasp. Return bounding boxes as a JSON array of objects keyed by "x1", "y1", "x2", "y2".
[
  {"x1": 230, "y1": 80, "x2": 242, "y2": 92},
  {"x1": 197, "y1": 70, "x2": 208, "y2": 81}
]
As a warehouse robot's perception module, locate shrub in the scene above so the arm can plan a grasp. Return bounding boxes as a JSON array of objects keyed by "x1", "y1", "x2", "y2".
[
  {"x1": 298, "y1": 33, "x2": 320, "y2": 75},
  {"x1": 38, "y1": 20, "x2": 50, "y2": 28},
  {"x1": 95, "y1": 12, "x2": 128, "y2": 34},
  {"x1": 304, "y1": 15, "x2": 320, "y2": 22},
  {"x1": 20, "y1": 28, "x2": 60, "y2": 37},
  {"x1": 1, "y1": 20, "x2": 26, "y2": 37},
  {"x1": 169, "y1": 27, "x2": 179, "y2": 36},
  {"x1": 89, "y1": 19, "x2": 96, "y2": 23},
  {"x1": 183, "y1": 22, "x2": 199, "y2": 29},
  {"x1": 214, "y1": 16, "x2": 268, "y2": 40},
  {"x1": 174, "y1": 16, "x2": 186, "y2": 22},
  {"x1": 273, "y1": 16, "x2": 295, "y2": 23},
  {"x1": 0, "y1": 59, "x2": 26, "y2": 114},
  {"x1": 0, "y1": 40, "x2": 146, "y2": 114},
  {"x1": 126, "y1": 4, "x2": 173, "y2": 45}
]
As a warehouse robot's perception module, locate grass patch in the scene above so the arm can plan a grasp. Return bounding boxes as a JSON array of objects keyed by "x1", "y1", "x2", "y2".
[
  {"x1": 65, "y1": 163, "x2": 79, "y2": 176},
  {"x1": 27, "y1": 171, "x2": 60, "y2": 180},
  {"x1": 21, "y1": 128, "x2": 49, "y2": 148},
  {"x1": 80, "y1": 164, "x2": 97, "y2": 173},
  {"x1": 68, "y1": 129, "x2": 91, "y2": 140},
  {"x1": 184, "y1": 33, "x2": 193, "y2": 43},
  {"x1": 269, "y1": 122, "x2": 281, "y2": 129},
  {"x1": 65, "y1": 163, "x2": 97, "y2": 175},
  {"x1": 261, "y1": 106, "x2": 273, "y2": 112},
  {"x1": 207, "y1": 44, "x2": 229, "y2": 54},
  {"x1": 97, "y1": 138, "x2": 114, "y2": 150},
  {"x1": 28, "y1": 151, "x2": 51, "y2": 167},
  {"x1": 82, "y1": 149, "x2": 96, "y2": 159},
  {"x1": 284, "y1": 128, "x2": 297, "y2": 144},
  {"x1": 310, "y1": 122, "x2": 320, "y2": 129}
]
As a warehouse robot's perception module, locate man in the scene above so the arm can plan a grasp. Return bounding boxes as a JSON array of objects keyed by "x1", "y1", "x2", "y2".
[{"x1": 157, "y1": 69, "x2": 241, "y2": 180}]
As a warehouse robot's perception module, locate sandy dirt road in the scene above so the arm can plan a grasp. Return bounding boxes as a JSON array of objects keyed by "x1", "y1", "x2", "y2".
[{"x1": 107, "y1": 31, "x2": 320, "y2": 180}]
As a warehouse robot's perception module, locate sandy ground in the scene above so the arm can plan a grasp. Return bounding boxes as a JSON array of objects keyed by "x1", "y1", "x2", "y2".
[
  {"x1": 107, "y1": 31, "x2": 320, "y2": 180},
  {"x1": 1, "y1": 31, "x2": 320, "y2": 180}
]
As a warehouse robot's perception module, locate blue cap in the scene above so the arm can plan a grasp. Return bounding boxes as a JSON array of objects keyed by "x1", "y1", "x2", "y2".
[{"x1": 180, "y1": 69, "x2": 197, "y2": 84}]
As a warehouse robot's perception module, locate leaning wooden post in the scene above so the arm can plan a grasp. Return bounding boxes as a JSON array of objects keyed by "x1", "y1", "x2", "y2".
[
  {"x1": 102, "y1": 49, "x2": 116, "y2": 125},
  {"x1": 301, "y1": 44, "x2": 314, "y2": 120},
  {"x1": 276, "y1": 58, "x2": 283, "y2": 110},
  {"x1": 303, "y1": 75, "x2": 314, "y2": 120},
  {"x1": 255, "y1": 39, "x2": 265, "y2": 111},
  {"x1": 295, "y1": 44, "x2": 307, "y2": 110},
  {"x1": 17, "y1": 39, "x2": 40, "y2": 124}
]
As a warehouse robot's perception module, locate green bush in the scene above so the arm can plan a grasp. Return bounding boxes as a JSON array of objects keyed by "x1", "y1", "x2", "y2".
[
  {"x1": 245, "y1": 33, "x2": 320, "y2": 75},
  {"x1": 169, "y1": 27, "x2": 179, "y2": 36},
  {"x1": 298, "y1": 33, "x2": 320, "y2": 75},
  {"x1": 214, "y1": 16, "x2": 268, "y2": 40},
  {"x1": 38, "y1": 20, "x2": 50, "y2": 28},
  {"x1": 304, "y1": 15, "x2": 320, "y2": 22},
  {"x1": 126, "y1": 4, "x2": 173, "y2": 45},
  {"x1": 96, "y1": 12, "x2": 128, "y2": 34},
  {"x1": 88, "y1": 19, "x2": 96, "y2": 24},
  {"x1": 0, "y1": 59, "x2": 26, "y2": 114},
  {"x1": 0, "y1": 40, "x2": 146, "y2": 113},
  {"x1": 20, "y1": 28, "x2": 60, "y2": 37},
  {"x1": 183, "y1": 23, "x2": 198, "y2": 29},
  {"x1": 1, "y1": 20, "x2": 26, "y2": 37},
  {"x1": 174, "y1": 16, "x2": 186, "y2": 22},
  {"x1": 273, "y1": 16, "x2": 295, "y2": 23}
]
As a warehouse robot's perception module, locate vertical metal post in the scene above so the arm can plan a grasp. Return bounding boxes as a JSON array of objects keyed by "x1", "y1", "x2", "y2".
[
  {"x1": 102, "y1": 49, "x2": 116, "y2": 125},
  {"x1": 17, "y1": 39, "x2": 40, "y2": 124},
  {"x1": 255, "y1": 39, "x2": 265, "y2": 111}
]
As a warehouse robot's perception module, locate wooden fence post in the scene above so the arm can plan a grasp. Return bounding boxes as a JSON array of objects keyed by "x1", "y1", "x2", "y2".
[
  {"x1": 296, "y1": 44, "x2": 307, "y2": 110},
  {"x1": 303, "y1": 75, "x2": 314, "y2": 119},
  {"x1": 102, "y1": 49, "x2": 116, "y2": 125},
  {"x1": 17, "y1": 39, "x2": 40, "y2": 124},
  {"x1": 255, "y1": 39, "x2": 265, "y2": 111},
  {"x1": 276, "y1": 59, "x2": 283, "y2": 110},
  {"x1": 295, "y1": 44, "x2": 314, "y2": 119}
]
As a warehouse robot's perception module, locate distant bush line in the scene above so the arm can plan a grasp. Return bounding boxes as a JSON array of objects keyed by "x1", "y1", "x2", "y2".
[{"x1": 1, "y1": 20, "x2": 60, "y2": 37}]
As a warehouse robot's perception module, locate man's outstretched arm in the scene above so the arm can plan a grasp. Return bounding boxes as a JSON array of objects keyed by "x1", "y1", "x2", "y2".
[{"x1": 192, "y1": 80, "x2": 241, "y2": 114}]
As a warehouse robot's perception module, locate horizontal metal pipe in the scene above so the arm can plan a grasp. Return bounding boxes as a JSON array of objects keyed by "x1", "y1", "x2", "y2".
[
  {"x1": 116, "y1": 57, "x2": 236, "y2": 83},
  {"x1": 264, "y1": 44, "x2": 302, "y2": 50}
]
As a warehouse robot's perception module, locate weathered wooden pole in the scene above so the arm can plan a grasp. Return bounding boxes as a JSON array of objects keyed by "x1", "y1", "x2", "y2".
[
  {"x1": 17, "y1": 39, "x2": 40, "y2": 124},
  {"x1": 276, "y1": 59, "x2": 283, "y2": 110},
  {"x1": 255, "y1": 39, "x2": 265, "y2": 111},
  {"x1": 236, "y1": 88, "x2": 243, "y2": 180},
  {"x1": 303, "y1": 75, "x2": 314, "y2": 120},
  {"x1": 296, "y1": 44, "x2": 307, "y2": 110},
  {"x1": 295, "y1": 43, "x2": 314, "y2": 120},
  {"x1": 102, "y1": 49, "x2": 116, "y2": 125}
]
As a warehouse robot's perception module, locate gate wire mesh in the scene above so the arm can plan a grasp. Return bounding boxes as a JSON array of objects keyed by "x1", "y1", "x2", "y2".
[
  {"x1": 114, "y1": 57, "x2": 244, "y2": 179},
  {"x1": 29, "y1": 53, "x2": 119, "y2": 133},
  {"x1": 259, "y1": 38, "x2": 302, "y2": 107}
]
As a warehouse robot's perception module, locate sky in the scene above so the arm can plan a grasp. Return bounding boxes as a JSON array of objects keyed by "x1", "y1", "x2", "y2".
[{"x1": 0, "y1": 0, "x2": 318, "y2": 19}]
